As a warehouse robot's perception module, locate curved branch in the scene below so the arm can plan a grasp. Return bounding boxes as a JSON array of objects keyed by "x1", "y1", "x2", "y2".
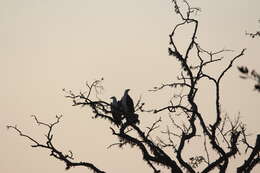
[{"x1": 7, "y1": 116, "x2": 106, "y2": 173}]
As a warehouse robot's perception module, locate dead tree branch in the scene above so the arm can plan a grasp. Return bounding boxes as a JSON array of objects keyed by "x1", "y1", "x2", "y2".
[{"x1": 7, "y1": 115, "x2": 106, "y2": 173}]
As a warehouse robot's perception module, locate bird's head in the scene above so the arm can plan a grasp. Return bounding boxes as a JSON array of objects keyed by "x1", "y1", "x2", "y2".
[
  {"x1": 110, "y1": 97, "x2": 118, "y2": 104},
  {"x1": 125, "y1": 89, "x2": 130, "y2": 93},
  {"x1": 110, "y1": 96, "x2": 117, "y2": 100}
]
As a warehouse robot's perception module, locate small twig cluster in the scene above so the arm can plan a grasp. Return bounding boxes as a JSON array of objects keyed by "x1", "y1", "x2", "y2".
[{"x1": 238, "y1": 66, "x2": 260, "y2": 92}]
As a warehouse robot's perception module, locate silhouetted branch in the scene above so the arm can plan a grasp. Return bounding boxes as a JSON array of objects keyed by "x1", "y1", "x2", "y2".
[
  {"x1": 203, "y1": 135, "x2": 210, "y2": 164},
  {"x1": 237, "y1": 134, "x2": 260, "y2": 172},
  {"x1": 246, "y1": 31, "x2": 260, "y2": 38},
  {"x1": 64, "y1": 79, "x2": 114, "y2": 124},
  {"x1": 238, "y1": 66, "x2": 260, "y2": 92},
  {"x1": 7, "y1": 115, "x2": 106, "y2": 173},
  {"x1": 245, "y1": 19, "x2": 260, "y2": 38},
  {"x1": 154, "y1": 1, "x2": 251, "y2": 172},
  {"x1": 145, "y1": 118, "x2": 162, "y2": 138}
]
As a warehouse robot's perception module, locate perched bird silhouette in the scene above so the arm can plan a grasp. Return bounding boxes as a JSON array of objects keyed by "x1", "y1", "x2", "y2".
[
  {"x1": 110, "y1": 96, "x2": 123, "y2": 126},
  {"x1": 121, "y1": 89, "x2": 135, "y2": 114},
  {"x1": 120, "y1": 89, "x2": 139, "y2": 125}
]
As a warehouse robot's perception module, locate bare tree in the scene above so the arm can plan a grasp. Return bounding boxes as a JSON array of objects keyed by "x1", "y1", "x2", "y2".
[{"x1": 7, "y1": 1, "x2": 259, "y2": 173}]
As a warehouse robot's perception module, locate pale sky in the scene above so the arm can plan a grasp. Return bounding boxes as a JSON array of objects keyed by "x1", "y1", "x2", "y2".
[{"x1": 1, "y1": 0, "x2": 260, "y2": 172}]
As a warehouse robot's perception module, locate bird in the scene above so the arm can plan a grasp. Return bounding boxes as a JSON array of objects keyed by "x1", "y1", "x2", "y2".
[
  {"x1": 121, "y1": 89, "x2": 135, "y2": 114},
  {"x1": 120, "y1": 89, "x2": 139, "y2": 125},
  {"x1": 110, "y1": 96, "x2": 123, "y2": 126}
]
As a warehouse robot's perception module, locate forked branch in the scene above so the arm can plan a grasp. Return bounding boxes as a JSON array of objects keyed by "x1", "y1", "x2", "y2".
[{"x1": 7, "y1": 115, "x2": 105, "y2": 173}]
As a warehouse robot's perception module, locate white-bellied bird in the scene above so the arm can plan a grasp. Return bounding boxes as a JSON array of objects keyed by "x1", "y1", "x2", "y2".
[
  {"x1": 121, "y1": 89, "x2": 135, "y2": 114},
  {"x1": 110, "y1": 96, "x2": 122, "y2": 126}
]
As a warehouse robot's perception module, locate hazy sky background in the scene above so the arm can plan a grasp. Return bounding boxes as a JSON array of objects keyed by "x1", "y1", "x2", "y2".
[{"x1": 1, "y1": 0, "x2": 260, "y2": 172}]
